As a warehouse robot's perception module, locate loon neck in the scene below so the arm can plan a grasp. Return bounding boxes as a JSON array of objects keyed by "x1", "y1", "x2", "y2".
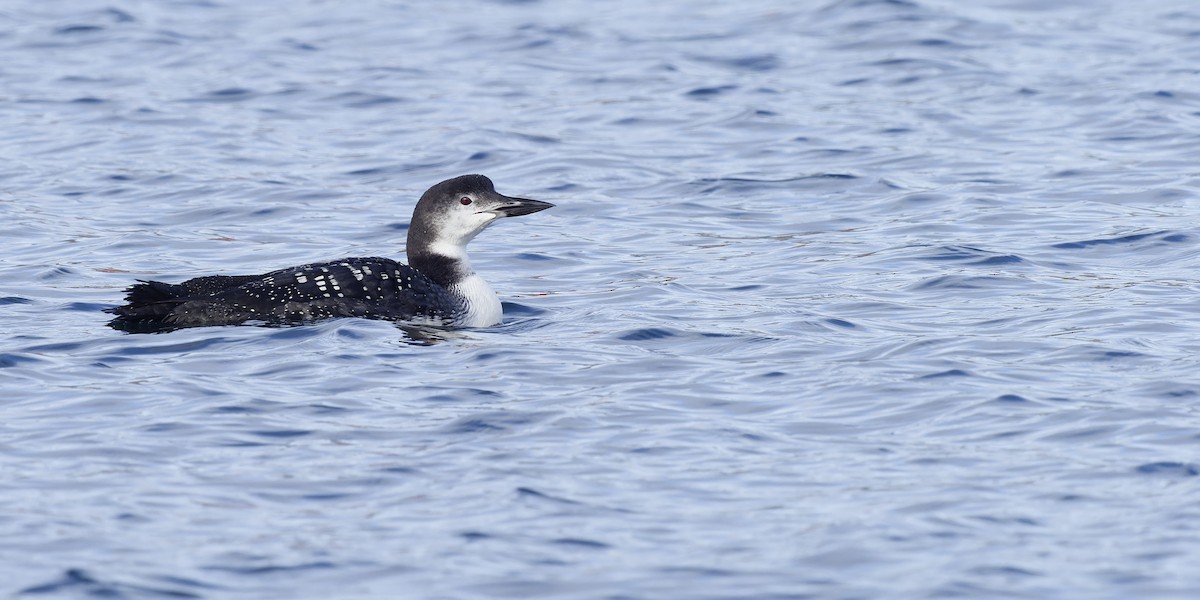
[
  {"x1": 409, "y1": 250, "x2": 502, "y2": 326},
  {"x1": 408, "y1": 250, "x2": 470, "y2": 290}
]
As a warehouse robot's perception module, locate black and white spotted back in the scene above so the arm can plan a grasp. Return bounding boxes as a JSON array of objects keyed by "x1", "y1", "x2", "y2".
[{"x1": 113, "y1": 257, "x2": 466, "y2": 330}]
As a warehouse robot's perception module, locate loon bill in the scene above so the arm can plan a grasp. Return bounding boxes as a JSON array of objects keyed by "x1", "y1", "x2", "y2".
[{"x1": 105, "y1": 174, "x2": 553, "y2": 332}]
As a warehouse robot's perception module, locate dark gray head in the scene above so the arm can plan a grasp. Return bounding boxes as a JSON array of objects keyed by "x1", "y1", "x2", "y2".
[{"x1": 407, "y1": 174, "x2": 553, "y2": 262}]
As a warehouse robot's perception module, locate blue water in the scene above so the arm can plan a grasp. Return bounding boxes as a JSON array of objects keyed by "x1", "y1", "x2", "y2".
[{"x1": 4, "y1": 0, "x2": 1200, "y2": 597}]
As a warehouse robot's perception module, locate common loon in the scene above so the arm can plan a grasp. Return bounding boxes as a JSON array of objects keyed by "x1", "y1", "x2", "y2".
[{"x1": 106, "y1": 174, "x2": 553, "y2": 332}]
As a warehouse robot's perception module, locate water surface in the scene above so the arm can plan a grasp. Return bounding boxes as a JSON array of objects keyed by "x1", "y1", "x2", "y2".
[{"x1": 3, "y1": 0, "x2": 1200, "y2": 598}]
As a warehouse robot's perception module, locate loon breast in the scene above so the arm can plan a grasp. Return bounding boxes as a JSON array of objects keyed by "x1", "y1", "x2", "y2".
[{"x1": 451, "y1": 272, "x2": 502, "y2": 327}]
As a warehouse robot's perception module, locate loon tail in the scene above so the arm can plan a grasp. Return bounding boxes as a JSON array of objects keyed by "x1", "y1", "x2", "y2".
[
  {"x1": 107, "y1": 274, "x2": 265, "y2": 332},
  {"x1": 105, "y1": 280, "x2": 190, "y2": 331}
]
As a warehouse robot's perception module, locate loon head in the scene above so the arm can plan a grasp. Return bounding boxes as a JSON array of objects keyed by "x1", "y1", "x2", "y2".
[{"x1": 407, "y1": 174, "x2": 554, "y2": 262}]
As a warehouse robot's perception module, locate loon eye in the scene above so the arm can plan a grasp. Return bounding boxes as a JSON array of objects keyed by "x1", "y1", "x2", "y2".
[{"x1": 459, "y1": 197, "x2": 472, "y2": 206}]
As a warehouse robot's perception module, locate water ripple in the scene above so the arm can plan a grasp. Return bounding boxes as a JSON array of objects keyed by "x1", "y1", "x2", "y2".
[{"x1": 4, "y1": 0, "x2": 1200, "y2": 598}]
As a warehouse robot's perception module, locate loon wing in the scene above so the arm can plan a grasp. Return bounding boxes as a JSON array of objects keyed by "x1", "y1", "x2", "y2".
[{"x1": 106, "y1": 257, "x2": 463, "y2": 331}]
